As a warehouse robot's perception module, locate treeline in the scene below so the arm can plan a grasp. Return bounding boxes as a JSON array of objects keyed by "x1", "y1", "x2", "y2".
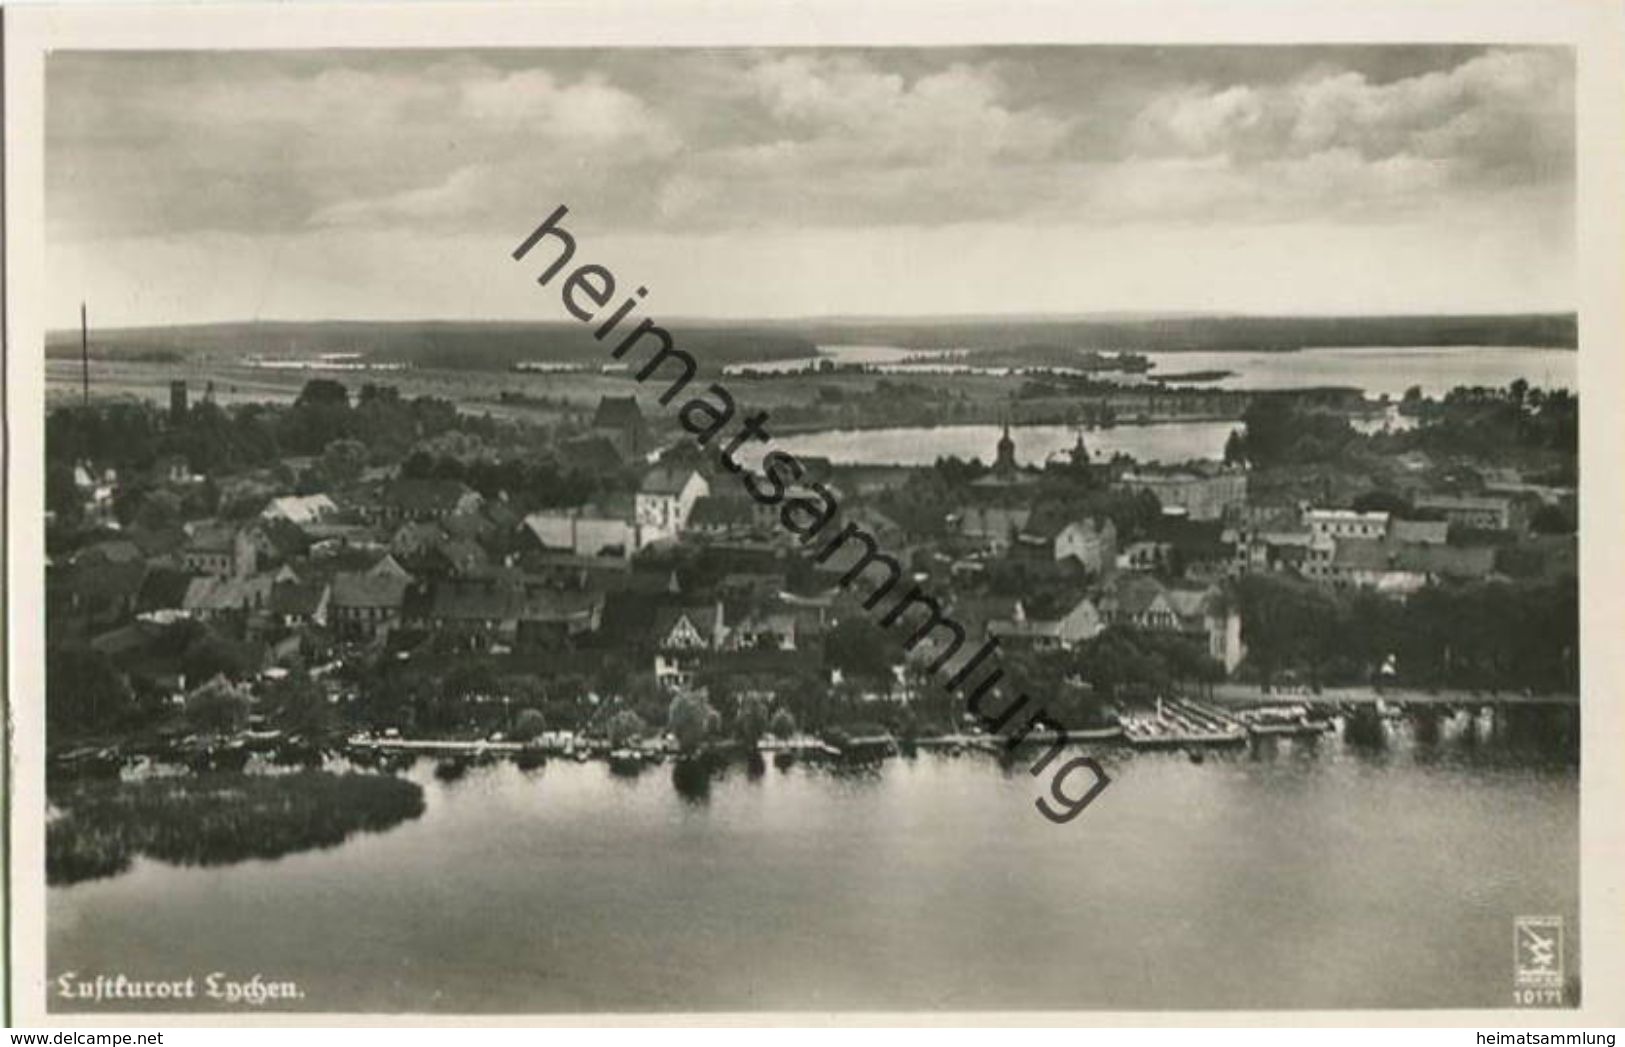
[
  {"x1": 399, "y1": 450, "x2": 616, "y2": 513},
  {"x1": 1229, "y1": 381, "x2": 1578, "y2": 470},
  {"x1": 46, "y1": 380, "x2": 485, "y2": 476},
  {"x1": 1234, "y1": 573, "x2": 1577, "y2": 694},
  {"x1": 779, "y1": 313, "x2": 1577, "y2": 353},
  {"x1": 871, "y1": 455, "x2": 1162, "y2": 540},
  {"x1": 46, "y1": 320, "x2": 818, "y2": 374},
  {"x1": 1226, "y1": 397, "x2": 1360, "y2": 467},
  {"x1": 1404, "y1": 381, "x2": 1577, "y2": 461}
]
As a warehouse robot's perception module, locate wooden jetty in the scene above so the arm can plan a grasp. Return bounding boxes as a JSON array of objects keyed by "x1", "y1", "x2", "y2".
[
  {"x1": 757, "y1": 736, "x2": 843, "y2": 758},
  {"x1": 1121, "y1": 698, "x2": 1248, "y2": 749}
]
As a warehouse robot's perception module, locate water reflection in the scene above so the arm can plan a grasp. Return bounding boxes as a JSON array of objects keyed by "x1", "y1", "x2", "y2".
[
  {"x1": 47, "y1": 771, "x2": 426, "y2": 887},
  {"x1": 670, "y1": 758, "x2": 718, "y2": 803},
  {"x1": 51, "y1": 715, "x2": 1579, "y2": 1013}
]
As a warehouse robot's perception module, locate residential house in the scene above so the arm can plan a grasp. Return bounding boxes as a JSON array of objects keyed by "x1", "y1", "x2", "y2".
[
  {"x1": 1051, "y1": 517, "x2": 1118, "y2": 574},
  {"x1": 154, "y1": 454, "x2": 200, "y2": 486},
  {"x1": 441, "y1": 509, "x2": 498, "y2": 545},
  {"x1": 725, "y1": 609, "x2": 801, "y2": 652},
  {"x1": 261, "y1": 493, "x2": 337, "y2": 527},
  {"x1": 368, "y1": 553, "x2": 413, "y2": 580},
  {"x1": 952, "y1": 506, "x2": 1032, "y2": 554},
  {"x1": 330, "y1": 571, "x2": 411, "y2": 639},
  {"x1": 1145, "y1": 516, "x2": 1231, "y2": 580},
  {"x1": 1118, "y1": 467, "x2": 1248, "y2": 521},
  {"x1": 517, "y1": 588, "x2": 604, "y2": 648},
  {"x1": 656, "y1": 602, "x2": 726, "y2": 650},
  {"x1": 1390, "y1": 518, "x2": 1450, "y2": 545},
  {"x1": 135, "y1": 566, "x2": 194, "y2": 617},
  {"x1": 373, "y1": 478, "x2": 482, "y2": 524},
  {"x1": 636, "y1": 466, "x2": 710, "y2": 539},
  {"x1": 687, "y1": 495, "x2": 758, "y2": 539},
  {"x1": 1100, "y1": 575, "x2": 1243, "y2": 675},
  {"x1": 1304, "y1": 508, "x2": 1391, "y2": 543},
  {"x1": 56, "y1": 559, "x2": 149, "y2": 628},
  {"x1": 182, "y1": 573, "x2": 277, "y2": 621},
  {"x1": 1229, "y1": 527, "x2": 1312, "y2": 575},
  {"x1": 390, "y1": 521, "x2": 446, "y2": 561},
  {"x1": 242, "y1": 517, "x2": 312, "y2": 569},
  {"x1": 423, "y1": 537, "x2": 491, "y2": 578},
  {"x1": 1201, "y1": 594, "x2": 1246, "y2": 676},
  {"x1": 1320, "y1": 539, "x2": 1498, "y2": 593},
  {"x1": 653, "y1": 602, "x2": 727, "y2": 688},
  {"x1": 1100, "y1": 574, "x2": 1185, "y2": 631},
  {"x1": 987, "y1": 595, "x2": 1105, "y2": 651},
  {"x1": 1414, "y1": 493, "x2": 1517, "y2": 532},
  {"x1": 415, "y1": 578, "x2": 522, "y2": 649},
  {"x1": 1321, "y1": 540, "x2": 1430, "y2": 595},
  {"x1": 750, "y1": 482, "x2": 831, "y2": 535},
  {"x1": 522, "y1": 500, "x2": 642, "y2": 559},
  {"x1": 522, "y1": 551, "x2": 635, "y2": 591},
  {"x1": 269, "y1": 578, "x2": 330, "y2": 628},
  {"x1": 1117, "y1": 539, "x2": 1165, "y2": 573},
  {"x1": 1304, "y1": 509, "x2": 1391, "y2": 583},
  {"x1": 182, "y1": 523, "x2": 257, "y2": 579},
  {"x1": 71, "y1": 538, "x2": 144, "y2": 569},
  {"x1": 71, "y1": 462, "x2": 118, "y2": 523}
]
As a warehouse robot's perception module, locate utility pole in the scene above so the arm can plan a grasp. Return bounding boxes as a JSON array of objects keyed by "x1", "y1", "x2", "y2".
[{"x1": 80, "y1": 302, "x2": 90, "y2": 406}]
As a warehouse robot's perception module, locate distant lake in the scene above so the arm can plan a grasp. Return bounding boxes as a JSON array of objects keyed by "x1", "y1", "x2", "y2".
[
  {"x1": 746, "y1": 410, "x2": 1416, "y2": 469},
  {"x1": 1134, "y1": 346, "x2": 1576, "y2": 400},
  {"x1": 732, "y1": 344, "x2": 1576, "y2": 402},
  {"x1": 49, "y1": 717, "x2": 1577, "y2": 1013},
  {"x1": 771, "y1": 420, "x2": 1241, "y2": 467}
]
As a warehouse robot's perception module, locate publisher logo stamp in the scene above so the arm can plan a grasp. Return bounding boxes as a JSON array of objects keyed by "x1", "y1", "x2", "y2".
[{"x1": 1514, "y1": 915, "x2": 1563, "y2": 989}]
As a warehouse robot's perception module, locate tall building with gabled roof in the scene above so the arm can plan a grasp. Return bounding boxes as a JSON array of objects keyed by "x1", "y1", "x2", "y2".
[{"x1": 591, "y1": 395, "x2": 650, "y2": 463}]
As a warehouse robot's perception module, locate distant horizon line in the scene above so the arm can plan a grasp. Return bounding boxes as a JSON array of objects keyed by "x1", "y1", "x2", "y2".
[{"x1": 45, "y1": 308, "x2": 1580, "y2": 336}]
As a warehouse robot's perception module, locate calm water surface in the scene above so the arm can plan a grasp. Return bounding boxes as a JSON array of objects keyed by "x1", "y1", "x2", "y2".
[
  {"x1": 758, "y1": 344, "x2": 1576, "y2": 401},
  {"x1": 755, "y1": 344, "x2": 1566, "y2": 466},
  {"x1": 774, "y1": 421, "x2": 1242, "y2": 467},
  {"x1": 50, "y1": 722, "x2": 1577, "y2": 1013},
  {"x1": 1134, "y1": 346, "x2": 1576, "y2": 399}
]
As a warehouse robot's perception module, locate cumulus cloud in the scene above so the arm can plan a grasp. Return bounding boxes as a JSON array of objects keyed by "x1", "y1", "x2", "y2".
[
  {"x1": 46, "y1": 45, "x2": 1573, "y2": 243},
  {"x1": 1129, "y1": 48, "x2": 1572, "y2": 187},
  {"x1": 745, "y1": 54, "x2": 1068, "y2": 163}
]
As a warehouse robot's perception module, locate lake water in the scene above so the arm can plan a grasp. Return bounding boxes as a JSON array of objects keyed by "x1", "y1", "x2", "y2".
[
  {"x1": 1135, "y1": 346, "x2": 1576, "y2": 400},
  {"x1": 774, "y1": 420, "x2": 1243, "y2": 467},
  {"x1": 49, "y1": 719, "x2": 1577, "y2": 1013},
  {"x1": 739, "y1": 344, "x2": 1563, "y2": 466},
  {"x1": 732, "y1": 344, "x2": 1576, "y2": 402}
]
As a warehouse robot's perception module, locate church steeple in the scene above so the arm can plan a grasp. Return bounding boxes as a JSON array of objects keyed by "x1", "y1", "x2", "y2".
[
  {"x1": 1069, "y1": 428, "x2": 1089, "y2": 466},
  {"x1": 995, "y1": 419, "x2": 1017, "y2": 473}
]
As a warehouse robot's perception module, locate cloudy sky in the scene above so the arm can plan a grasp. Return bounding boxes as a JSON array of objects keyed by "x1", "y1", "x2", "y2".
[{"x1": 47, "y1": 45, "x2": 1574, "y2": 326}]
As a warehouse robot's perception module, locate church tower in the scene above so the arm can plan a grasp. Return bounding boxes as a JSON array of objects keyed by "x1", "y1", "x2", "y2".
[
  {"x1": 994, "y1": 421, "x2": 1018, "y2": 473},
  {"x1": 1069, "y1": 429, "x2": 1089, "y2": 466}
]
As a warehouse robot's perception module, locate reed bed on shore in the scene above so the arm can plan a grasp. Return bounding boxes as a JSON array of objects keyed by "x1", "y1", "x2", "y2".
[{"x1": 47, "y1": 771, "x2": 425, "y2": 886}]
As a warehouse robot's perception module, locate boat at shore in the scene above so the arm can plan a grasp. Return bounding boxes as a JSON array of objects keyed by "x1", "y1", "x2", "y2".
[
  {"x1": 1121, "y1": 698, "x2": 1247, "y2": 749},
  {"x1": 48, "y1": 746, "x2": 126, "y2": 782},
  {"x1": 608, "y1": 749, "x2": 645, "y2": 774},
  {"x1": 1231, "y1": 704, "x2": 1333, "y2": 739},
  {"x1": 433, "y1": 756, "x2": 470, "y2": 781}
]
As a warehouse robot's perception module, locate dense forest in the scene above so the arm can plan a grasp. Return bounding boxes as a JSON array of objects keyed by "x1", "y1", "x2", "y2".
[
  {"x1": 45, "y1": 319, "x2": 819, "y2": 374},
  {"x1": 47, "y1": 315, "x2": 1575, "y2": 375},
  {"x1": 776, "y1": 312, "x2": 1577, "y2": 353}
]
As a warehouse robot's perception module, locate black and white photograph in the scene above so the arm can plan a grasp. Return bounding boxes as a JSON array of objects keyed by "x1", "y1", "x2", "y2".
[{"x1": 6, "y1": 0, "x2": 1624, "y2": 1027}]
